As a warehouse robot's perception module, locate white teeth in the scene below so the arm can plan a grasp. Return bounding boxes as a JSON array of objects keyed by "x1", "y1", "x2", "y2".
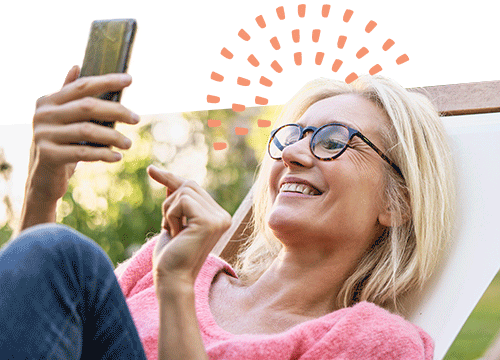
[{"x1": 280, "y1": 183, "x2": 319, "y2": 195}]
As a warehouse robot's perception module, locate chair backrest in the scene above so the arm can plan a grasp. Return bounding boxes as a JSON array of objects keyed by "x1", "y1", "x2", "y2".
[
  {"x1": 211, "y1": 80, "x2": 500, "y2": 360},
  {"x1": 402, "y1": 113, "x2": 500, "y2": 359}
]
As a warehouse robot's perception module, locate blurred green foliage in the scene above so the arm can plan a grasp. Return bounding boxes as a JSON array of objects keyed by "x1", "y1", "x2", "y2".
[
  {"x1": 48, "y1": 106, "x2": 269, "y2": 266},
  {"x1": 443, "y1": 271, "x2": 500, "y2": 360}
]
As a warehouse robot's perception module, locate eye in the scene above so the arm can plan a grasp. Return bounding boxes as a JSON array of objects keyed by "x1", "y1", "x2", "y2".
[
  {"x1": 321, "y1": 138, "x2": 345, "y2": 150},
  {"x1": 283, "y1": 134, "x2": 297, "y2": 146},
  {"x1": 275, "y1": 126, "x2": 300, "y2": 148},
  {"x1": 311, "y1": 125, "x2": 350, "y2": 158},
  {"x1": 315, "y1": 131, "x2": 346, "y2": 151}
]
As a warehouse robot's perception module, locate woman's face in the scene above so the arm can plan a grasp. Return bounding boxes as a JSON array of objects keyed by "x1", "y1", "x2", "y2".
[{"x1": 267, "y1": 93, "x2": 393, "y2": 253}]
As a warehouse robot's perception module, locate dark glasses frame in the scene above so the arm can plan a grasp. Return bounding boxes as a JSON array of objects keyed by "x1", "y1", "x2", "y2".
[{"x1": 268, "y1": 123, "x2": 403, "y2": 178}]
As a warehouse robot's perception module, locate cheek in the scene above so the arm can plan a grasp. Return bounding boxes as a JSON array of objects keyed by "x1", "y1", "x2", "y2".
[
  {"x1": 268, "y1": 162, "x2": 284, "y2": 200},
  {"x1": 320, "y1": 162, "x2": 382, "y2": 215}
]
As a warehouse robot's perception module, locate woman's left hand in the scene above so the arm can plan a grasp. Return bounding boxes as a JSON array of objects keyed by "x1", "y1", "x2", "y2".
[{"x1": 147, "y1": 165, "x2": 232, "y2": 293}]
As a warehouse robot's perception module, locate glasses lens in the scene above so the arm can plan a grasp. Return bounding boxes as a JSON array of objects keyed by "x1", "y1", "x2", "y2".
[
  {"x1": 311, "y1": 125, "x2": 349, "y2": 159},
  {"x1": 269, "y1": 125, "x2": 301, "y2": 159}
]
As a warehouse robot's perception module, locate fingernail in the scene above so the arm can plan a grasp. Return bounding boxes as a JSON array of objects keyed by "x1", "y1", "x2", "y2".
[
  {"x1": 121, "y1": 73, "x2": 132, "y2": 83},
  {"x1": 124, "y1": 137, "x2": 132, "y2": 148},
  {"x1": 131, "y1": 112, "x2": 140, "y2": 123},
  {"x1": 114, "y1": 152, "x2": 123, "y2": 161}
]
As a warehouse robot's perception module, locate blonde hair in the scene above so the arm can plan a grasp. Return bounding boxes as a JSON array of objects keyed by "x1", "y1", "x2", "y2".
[{"x1": 233, "y1": 75, "x2": 455, "y2": 311}]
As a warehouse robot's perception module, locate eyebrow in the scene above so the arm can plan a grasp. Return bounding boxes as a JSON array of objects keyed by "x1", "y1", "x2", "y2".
[{"x1": 296, "y1": 119, "x2": 361, "y2": 131}]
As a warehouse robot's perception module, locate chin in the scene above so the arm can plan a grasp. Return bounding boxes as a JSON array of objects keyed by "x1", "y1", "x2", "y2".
[{"x1": 267, "y1": 206, "x2": 305, "y2": 239}]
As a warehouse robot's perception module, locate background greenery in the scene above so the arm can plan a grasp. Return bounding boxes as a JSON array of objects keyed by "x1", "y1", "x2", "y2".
[{"x1": 0, "y1": 106, "x2": 499, "y2": 359}]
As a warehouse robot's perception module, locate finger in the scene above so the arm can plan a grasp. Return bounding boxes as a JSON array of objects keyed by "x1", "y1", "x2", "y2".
[
  {"x1": 62, "y1": 65, "x2": 80, "y2": 87},
  {"x1": 35, "y1": 97, "x2": 139, "y2": 126},
  {"x1": 50, "y1": 73, "x2": 132, "y2": 105},
  {"x1": 34, "y1": 123, "x2": 132, "y2": 150},
  {"x1": 165, "y1": 195, "x2": 200, "y2": 238},
  {"x1": 149, "y1": 167, "x2": 210, "y2": 202},
  {"x1": 147, "y1": 165, "x2": 185, "y2": 193},
  {"x1": 37, "y1": 140, "x2": 123, "y2": 165},
  {"x1": 162, "y1": 186, "x2": 211, "y2": 220},
  {"x1": 164, "y1": 188, "x2": 226, "y2": 239}
]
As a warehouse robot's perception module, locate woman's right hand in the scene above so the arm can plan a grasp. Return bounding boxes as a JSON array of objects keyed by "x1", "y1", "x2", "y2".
[{"x1": 20, "y1": 65, "x2": 139, "y2": 230}]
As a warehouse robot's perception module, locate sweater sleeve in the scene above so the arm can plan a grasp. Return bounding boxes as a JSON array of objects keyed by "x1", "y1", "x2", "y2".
[{"x1": 114, "y1": 234, "x2": 159, "y2": 297}]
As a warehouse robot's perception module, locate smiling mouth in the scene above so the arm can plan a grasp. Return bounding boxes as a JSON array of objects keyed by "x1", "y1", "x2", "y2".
[{"x1": 279, "y1": 183, "x2": 322, "y2": 195}]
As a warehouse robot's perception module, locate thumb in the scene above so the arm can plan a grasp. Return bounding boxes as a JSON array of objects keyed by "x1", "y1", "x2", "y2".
[{"x1": 62, "y1": 65, "x2": 80, "y2": 87}]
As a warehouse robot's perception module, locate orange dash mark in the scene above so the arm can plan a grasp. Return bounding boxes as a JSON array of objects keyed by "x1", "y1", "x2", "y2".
[
  {"x1": 345, "y1": 72, "x2": 358, "y2": 84},
  {"x1": 237, "y1": 77, "x2": 250, "y2": 86},
  {"x1": 396, "y1": 54, "x2": 409, "y2": 65},
  {"x1": 238, "y1": 29, "x2": 251, "y2": 41},
  {"x1": 322, "y1": 4, "x2": 331, "y2": 17},
  {"x1": 294, "y1": 52, "x2": 302, "y2": 66},
  {"x1": 220, "y1": 48, "x2": 233, "y2": 59},
  {"x1": 247, "y1": 54, "x2": 260, "y2": 67},
  {"x1": 270, "y1": 37, "x2": 281, "y2": 50},
  {"x1": 232, "y1": 103, "x2": 246, "y2": 112},
  {"x1": 343, "y1": 9, "x2": 353, "y2": 22},
  {"x1": 276, "y1": 6, "x2": 285, "y2": 20},
  {"x1": 315, "y1": 52, "x2": 325, "y2": 65},
  {"x1": 210, "y1": 72, "x2": 224, "y2": 82},
  {"x1": 356, "y1": 47, "x2": 369, "y2": 59},
  {"x1": 298, "y1": 4, "x2": 306, "y2": 17},
  {"x1": 383, "y1": 39, "x2": 395, "y2": 51},
  {"x1": 207, "y1": 95, "x2": 220, "y2": 103},
  {"x1": 235, "y1": 127, "x2": 249, "y2": 135},
  {"x1": 255, "y1": 15, "x2": 266, "y2": 28},
  {"x1": 213, "y1": 142, "x2": 227, "y2": 150},
  {"x1": 207, "y1": 119, "x2": 221, "y2": 127},
  {"x1": 292, "y1": 29, "x2": 300, "y2": 43},
  {"x1": 365, "y1": 21, "x2": 377, "y2": 33},
  {"x1": 255, "y1": 96, "x2": 268, "y2": 105},
  {"x1": 258, "y1": 119, "x2": 272, "y2": 128},
  {"x1": 331, "y1": 59, "x2": 343, "y2": 72},
  {"x1": 369, "y1": 64, "x2": 382, "y2": 75},
  {"x1": 257, "y1": 119, "x2": 271, "y2": 127},
  {"x1": 260, "y1": 76, "x2": 273, "y2": 87},
  {"x1": 271, "y1": 60, "x2": 283, "y2": 73},
  {"x1": 312, "y1": 29, "x2": 321, "y2": 43},
  {"x1": 337, "y1": 36, "x2": 347, "y2": 49}
]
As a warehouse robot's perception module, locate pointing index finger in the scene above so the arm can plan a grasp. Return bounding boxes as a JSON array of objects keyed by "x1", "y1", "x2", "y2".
[{"x1": 147, "y1": 165, "x2": 185, "y2": 194}]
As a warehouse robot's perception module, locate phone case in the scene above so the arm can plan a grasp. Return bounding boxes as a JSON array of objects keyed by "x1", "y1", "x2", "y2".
[{"x1": 79, "y1": 19, "x2": 136, "y2": 147}]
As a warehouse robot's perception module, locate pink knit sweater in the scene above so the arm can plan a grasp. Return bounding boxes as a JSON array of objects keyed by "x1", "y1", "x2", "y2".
[{"x1": 115, "y1": 237, "x2": 434, "y2": 360}]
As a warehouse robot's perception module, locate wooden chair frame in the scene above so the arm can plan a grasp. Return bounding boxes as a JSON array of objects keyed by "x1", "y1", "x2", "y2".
[{"x1": 210, "y1": 79, "x2": 500, "y2": 359}]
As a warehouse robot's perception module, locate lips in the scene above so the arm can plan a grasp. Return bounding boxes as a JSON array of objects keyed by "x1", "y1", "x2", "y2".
[{"x1": 279, "y1": 177, "x2": 323, "y2": 195}]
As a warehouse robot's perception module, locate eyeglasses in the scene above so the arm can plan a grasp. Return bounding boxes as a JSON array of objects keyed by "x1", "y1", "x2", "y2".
[{"x1": 267, "y1": 123, "x2": 403, "y2": 178}]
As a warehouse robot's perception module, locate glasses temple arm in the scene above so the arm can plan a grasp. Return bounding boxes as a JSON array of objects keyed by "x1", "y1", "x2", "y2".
[{"x1": 356, "y1": 134, "x2": 404, "y2": 179}]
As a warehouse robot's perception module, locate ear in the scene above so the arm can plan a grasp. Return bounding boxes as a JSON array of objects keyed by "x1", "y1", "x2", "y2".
[
  {"x1": 377, "y1": 207, "x2": 393, "y2": 227},
  {"x1": 378, "y1": 203, "x2": 411, "y2": 227},
  {"x1": 378, "y1": 182, "x2": 411, "y2": 227}
]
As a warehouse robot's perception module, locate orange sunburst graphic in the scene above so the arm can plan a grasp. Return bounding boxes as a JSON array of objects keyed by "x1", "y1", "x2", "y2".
[{"x1": 207, "y1": 4, "x2": 410, "y2": 150}]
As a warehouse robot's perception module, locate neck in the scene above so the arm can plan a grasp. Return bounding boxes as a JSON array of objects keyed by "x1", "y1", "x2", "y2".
[{"x1": 236, "y1": 246, "x2": 361, "y2": 318}]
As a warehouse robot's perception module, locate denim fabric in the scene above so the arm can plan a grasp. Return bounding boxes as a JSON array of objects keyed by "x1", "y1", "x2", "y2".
[{"x1": 0, "y1": 224, "x2": 147, "y2": 360}]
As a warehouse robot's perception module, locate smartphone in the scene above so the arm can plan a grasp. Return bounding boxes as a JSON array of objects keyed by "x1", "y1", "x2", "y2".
[{"x1": 79, "y1": 19, "x2": 137, "y2": 146}]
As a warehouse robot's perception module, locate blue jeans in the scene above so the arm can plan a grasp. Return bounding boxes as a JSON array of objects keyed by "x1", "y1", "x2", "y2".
[{"x1": 0, "y1": 224, "x2": 147, "y2": 359}]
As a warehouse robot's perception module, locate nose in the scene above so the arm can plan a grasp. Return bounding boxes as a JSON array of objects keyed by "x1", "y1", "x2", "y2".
[{"x1": 281, "y1": 134, "x2": 314, "y2": 168}]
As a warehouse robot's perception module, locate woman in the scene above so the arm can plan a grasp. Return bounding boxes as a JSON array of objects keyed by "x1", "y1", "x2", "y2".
[{"x1": 0, "y1": 66, "x2": 454, "y2": 359}]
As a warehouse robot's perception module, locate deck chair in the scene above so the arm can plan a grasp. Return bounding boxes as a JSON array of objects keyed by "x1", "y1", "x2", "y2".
[{"x1": 211, "y1": 80, "x2": 500, "y2": 360}]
